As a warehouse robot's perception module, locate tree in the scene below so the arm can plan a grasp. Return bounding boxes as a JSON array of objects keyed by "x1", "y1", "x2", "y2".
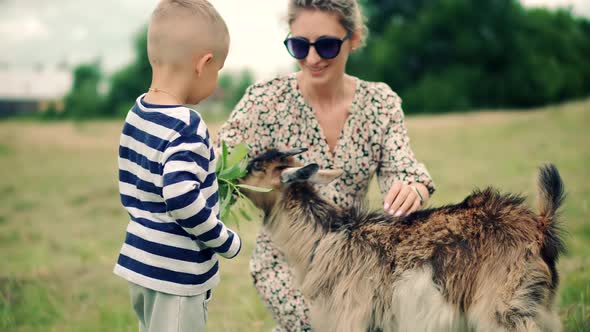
[
  {"x1": 104, "y1": 27, "x2": 151, "y2": 117},
  {"x1": 218, "y1": 69, "x2": 255, "y2": 111},
  {"x1": 349, "y1": 0, "x2": 590, "y2": 113},
  {"x1": 104, "y1": 26, "x2": 254, "y2": 116},
  {"x1": 360, "y1": 0, "x2": 434, "y2": 34},
  {"x1": 62, "y1": 61, "x2": 104, "y2": 119}
]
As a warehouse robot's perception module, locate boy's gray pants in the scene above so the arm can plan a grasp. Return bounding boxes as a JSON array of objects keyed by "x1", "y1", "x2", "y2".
[{"x1": 129, "y1": 282, "x2": 211, "y2": 332}]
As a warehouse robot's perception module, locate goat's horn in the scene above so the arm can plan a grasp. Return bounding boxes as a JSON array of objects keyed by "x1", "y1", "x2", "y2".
[{"x1": 279, "y1": 148, "x2": 308, "y2": 157}]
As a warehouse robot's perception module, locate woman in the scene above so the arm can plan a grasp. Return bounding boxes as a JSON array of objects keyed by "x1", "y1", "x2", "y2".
[{"x1": 218, "y1": 0, "x2": 435, "y2": 330}]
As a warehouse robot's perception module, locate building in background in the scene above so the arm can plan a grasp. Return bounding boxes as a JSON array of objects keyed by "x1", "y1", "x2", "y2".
[{"x1": 0, "y1": 66, "x2": 72, "y2": 117}]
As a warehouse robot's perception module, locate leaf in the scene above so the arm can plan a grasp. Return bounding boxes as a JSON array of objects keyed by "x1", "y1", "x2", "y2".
[
  {"x1": 219, "y1": 163, "x2": 245, "y2": 180},
  {"x1": 216, "y1": 141, "x2": 229, "y2": 173},
  {"x1": 220, "y1": 206, "x2": 229, "y2": 221},
  {"x1": 214, "y1": 141, "x2": 266, "y2": 226},
  {"x1": 237, "y1": 184, "x2": 273, "y2": 193},
  {"x1": 229, "y1": 209, "x2": 241, "y2": 231},
  {"x1": 225, "y1": 143, "x2": 250, "y2": 169},
  {"x1": 242, "y1": 195, "x2": 260, "y2": 212},
  {"x1": 219, "y1": 182, "x2": 233, "y2": 220},
  {"x1": 238, "y1": 159, "x2": 249, "y2": 178},
  {"x1": 218, "y1": 181, "x2": 228, "y2": 199},
  {"x1": 222, "y1": 140, "x2": 228, "y2": 165},
  {"x1": 239, "y1": 207, "x2": 253, "y2": 221},
  {"x1": 220, "y1": 160, "x2": 249, "y2": 180}
]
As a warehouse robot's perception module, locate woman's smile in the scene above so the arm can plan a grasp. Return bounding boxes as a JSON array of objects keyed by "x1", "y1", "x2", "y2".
[{"x1": 308, "y1": 65, "x2": 328, "y2": 76}]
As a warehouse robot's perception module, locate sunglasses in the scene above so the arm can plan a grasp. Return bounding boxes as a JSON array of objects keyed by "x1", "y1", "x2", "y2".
[{"x1": 284, "y1": 31, "x2": 352, "y2": 60}]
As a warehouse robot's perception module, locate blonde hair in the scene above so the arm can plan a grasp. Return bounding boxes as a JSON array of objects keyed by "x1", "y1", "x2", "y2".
[
  {"x1": 148, "y1": 0, "x2": 229, "y2": 66},
  {"x1": 288, "y1": 0, "x2": 369, "y2": 48}
]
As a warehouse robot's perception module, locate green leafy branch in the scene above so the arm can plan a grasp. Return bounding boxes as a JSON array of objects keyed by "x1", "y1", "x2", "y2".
[{"x1": 216, "y1": 141, "x2": 271, "y2": 227}]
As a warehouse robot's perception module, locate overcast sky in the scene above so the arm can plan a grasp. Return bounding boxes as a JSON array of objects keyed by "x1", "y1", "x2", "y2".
[{"x1": 0, "y1": 0, "x2": 589, "y2": 80}]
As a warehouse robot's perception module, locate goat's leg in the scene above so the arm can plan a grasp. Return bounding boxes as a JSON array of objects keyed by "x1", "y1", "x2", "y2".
[
  {"x1": 390, "y1": 266, "x2": 466, "y2": 332},
  {"x1": 307, "y1": 297, "x2": 332, "y2": 332},
  {"x1": 535, "y1": 309, "x2": 562, "y2": 332},
  {"x1": 468, "y1": 257, "x2": 561, "y2": 332},
  {"x1": 509, "y1": 316, "x2": 561, "y2": 332},
  {"x1": 493, "y1": 307, "x2": 561, "y2": 332},
  {"x1": 306, "y1": 279, "x2": 376, "y2": 332},
  {"x1": 308, "y1": 293, "x2": 374, "y2": 332}
]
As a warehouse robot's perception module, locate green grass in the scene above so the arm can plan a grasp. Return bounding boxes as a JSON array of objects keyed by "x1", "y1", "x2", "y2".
[{"x1": 0, "y1": 99, "x2": 589, "y2": 331}]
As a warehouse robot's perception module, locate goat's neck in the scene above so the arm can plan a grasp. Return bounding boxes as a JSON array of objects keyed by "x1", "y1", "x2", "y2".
[{"x1": 265, "y1": 183, "x2": 335, "y2": 283}]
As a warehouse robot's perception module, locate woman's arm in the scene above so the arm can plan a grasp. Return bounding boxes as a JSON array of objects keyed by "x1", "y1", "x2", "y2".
[{"x1": 375, "y1": 84, "x2": 435, "y2": 216}]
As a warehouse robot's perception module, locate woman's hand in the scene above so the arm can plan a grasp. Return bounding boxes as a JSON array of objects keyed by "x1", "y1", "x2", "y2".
[{"x1": 383, "y1": 181, "x2": 429, "y2": 216}]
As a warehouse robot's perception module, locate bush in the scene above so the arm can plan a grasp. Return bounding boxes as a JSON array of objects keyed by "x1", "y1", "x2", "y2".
[
  {"x1": 62, "y1": 62, "x2": 105, "y2": 119},
  {"x1": 350, "y1": 0, "x2": 590, "y2": 113}
]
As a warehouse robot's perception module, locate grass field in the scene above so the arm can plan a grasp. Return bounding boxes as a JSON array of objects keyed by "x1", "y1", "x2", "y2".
[{"x1": 1, "y1": 99, "x2": 589, "y2": 331}]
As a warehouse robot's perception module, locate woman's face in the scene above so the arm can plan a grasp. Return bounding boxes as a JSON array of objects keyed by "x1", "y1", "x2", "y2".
[{"x1": 289, "y1": 9, "x2": 359, "y2": 85}]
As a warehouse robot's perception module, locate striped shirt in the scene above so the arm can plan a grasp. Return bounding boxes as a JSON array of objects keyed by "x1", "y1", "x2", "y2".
[{"x1": 113, "y1": 94, "x2": 241, "y2": 296}]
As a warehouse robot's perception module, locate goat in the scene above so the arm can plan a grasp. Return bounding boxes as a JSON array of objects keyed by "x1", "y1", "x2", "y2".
[{"x1": 240, "y1": 148, "x2": 566, "y2": 332}]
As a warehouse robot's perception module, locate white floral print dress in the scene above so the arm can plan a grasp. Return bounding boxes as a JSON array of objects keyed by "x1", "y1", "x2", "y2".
[{"x1": 218, "y1": 73, "x2": 435, "y2": 331}]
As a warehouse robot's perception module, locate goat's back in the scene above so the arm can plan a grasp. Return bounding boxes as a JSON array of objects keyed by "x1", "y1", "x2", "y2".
[{"x1": 339, "y1": 187, "x2": 562, "y2": 326}]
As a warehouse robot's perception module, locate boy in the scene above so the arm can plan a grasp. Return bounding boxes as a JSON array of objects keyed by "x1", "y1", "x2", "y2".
[{"x1": 113, "y1": 1, "x2": 240, "y2": 331}]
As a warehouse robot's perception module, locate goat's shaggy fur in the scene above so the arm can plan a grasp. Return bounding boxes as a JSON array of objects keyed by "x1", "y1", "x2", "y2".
[{"x1": 242, "y1": 151, "x2": 565, "y2": 332}]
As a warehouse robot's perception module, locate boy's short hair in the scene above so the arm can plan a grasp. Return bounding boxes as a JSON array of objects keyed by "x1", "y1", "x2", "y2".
[{"x1": 148, "y1": 0, "x2": 229, "y2": 67}]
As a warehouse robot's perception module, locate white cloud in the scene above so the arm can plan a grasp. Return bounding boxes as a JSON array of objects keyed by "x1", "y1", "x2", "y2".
[
  {"x1": 211, "y1": 0, "x2": 293, "y2": 79},
  {"x1": 71, "y1": 26, "x2": 89, "y2": 42},
  {"x1": 0, "y1": 0, "x2": 587, "y2": 79},
  {"x1": 0, "y1": 15, "x2": 50, "y2": 42},
  {"x1": 520, "y1": 0, "x2": 590, "y2": 17}
]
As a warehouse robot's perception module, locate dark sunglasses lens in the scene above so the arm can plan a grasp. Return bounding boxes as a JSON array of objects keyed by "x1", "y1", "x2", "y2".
[
  {"x1": 315, "y1": 38, "x2": 342, "y2": 59},
  {"x1": 285, "y1": 38, "x2": 309, "y2": 59}
]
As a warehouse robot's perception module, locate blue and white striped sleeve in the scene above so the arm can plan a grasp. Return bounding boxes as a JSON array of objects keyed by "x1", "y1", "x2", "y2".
[{"x1": 161, "y1": 133, "x2": 241, "y2": 259}]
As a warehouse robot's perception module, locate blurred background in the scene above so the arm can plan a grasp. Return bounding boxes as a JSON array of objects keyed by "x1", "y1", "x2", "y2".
[{"x1": 0, "y1": 0, "x2": 589, "y2": 331}]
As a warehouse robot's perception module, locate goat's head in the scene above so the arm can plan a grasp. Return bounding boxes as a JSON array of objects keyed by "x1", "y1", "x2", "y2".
[{"x1": 239, "y1": 148, "x2": 343, "y2": 213}]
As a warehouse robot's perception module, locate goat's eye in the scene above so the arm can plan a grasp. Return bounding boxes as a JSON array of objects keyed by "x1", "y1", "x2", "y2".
[{"x1": 252, "y1": 161, "x2": 264, "y2": 172}]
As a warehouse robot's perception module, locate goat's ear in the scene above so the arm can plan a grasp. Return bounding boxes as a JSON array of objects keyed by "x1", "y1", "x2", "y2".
[
  {"x1": 309, "y1": 169, "x2": 344, "y2": 185},
  {"x1": 281, "y1": 164, "x2": 320, "y2": 184}
]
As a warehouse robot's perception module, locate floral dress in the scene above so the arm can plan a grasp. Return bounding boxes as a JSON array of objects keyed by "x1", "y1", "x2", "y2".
[{"x1": 218, "y1": 73, "x2": 435, "y2": 331}]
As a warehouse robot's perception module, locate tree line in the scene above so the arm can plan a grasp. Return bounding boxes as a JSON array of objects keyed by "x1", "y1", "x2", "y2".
[
  {"x1": 44, "y1": 29, "x2": 254, "y2": 120},
  {"x1": 51, "y1": 0, "x2": 590, "y2": 119},
  {"x1": 350, "y1": 0, "x2": 590, "y2": 112}
]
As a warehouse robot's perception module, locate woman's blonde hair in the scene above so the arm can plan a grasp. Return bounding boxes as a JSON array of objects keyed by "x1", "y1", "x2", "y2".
[{"x1": 288, "y1": 0, "x2": 369, "y2": 48}]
